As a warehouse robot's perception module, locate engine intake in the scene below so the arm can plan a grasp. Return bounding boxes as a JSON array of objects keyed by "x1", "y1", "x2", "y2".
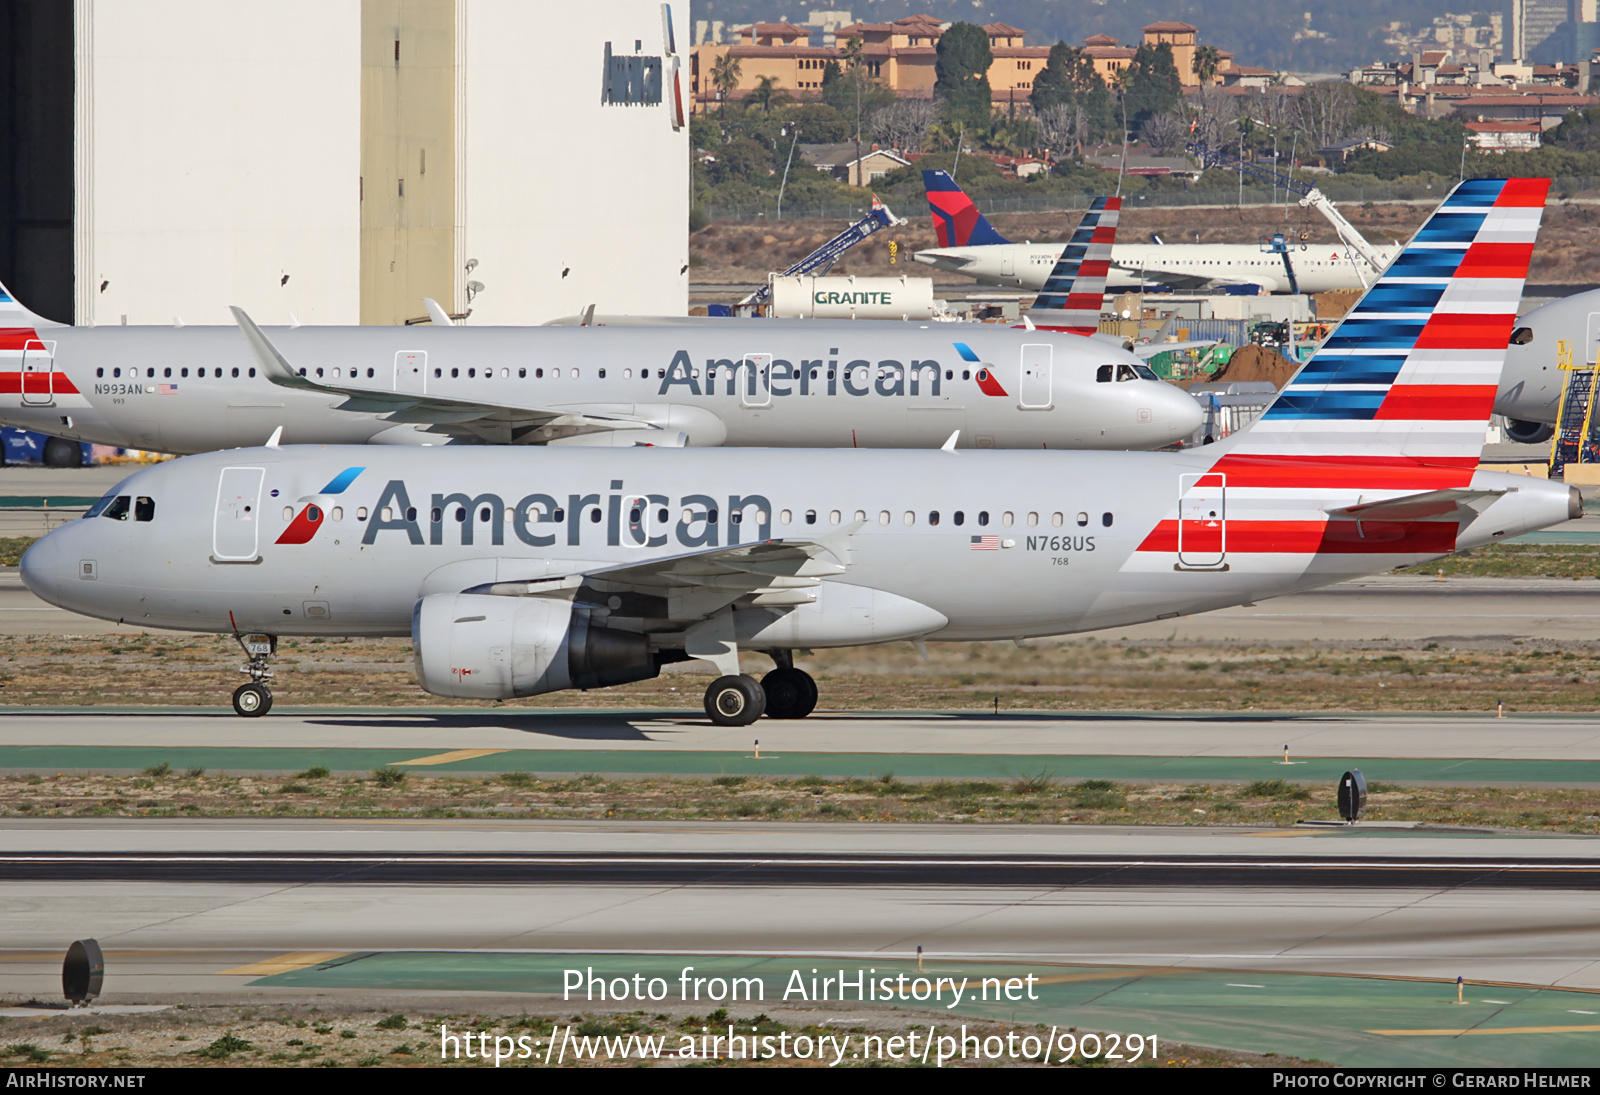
[{"x1": 413, "y1": 593, "x2": 656, "y2": 699}]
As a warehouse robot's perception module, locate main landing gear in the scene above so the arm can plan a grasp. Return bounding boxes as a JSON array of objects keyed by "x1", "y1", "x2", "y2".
[
  {"x1": 702, "y1": 649, "x2": 818, "y2": 727},
  {"x1": 231, "y1": 633, "x2": 276, "y2": 718}
]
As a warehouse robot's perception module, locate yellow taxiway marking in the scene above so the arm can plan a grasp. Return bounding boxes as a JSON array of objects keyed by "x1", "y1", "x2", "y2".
[
  {"x1": 217, "y1": 952, "x2": 348, "y2": 977},
  {"x1": 391, "y1": 749, "x2": 508, "y2": 767},
  {"x1": 1368, "y1": 1024, "x2": 1600, "y2": 1037}
]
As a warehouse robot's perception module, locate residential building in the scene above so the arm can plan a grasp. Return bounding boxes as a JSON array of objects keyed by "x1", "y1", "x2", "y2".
[{"x1": 800, "y1": 142, "x2": 910, "y2": 186}]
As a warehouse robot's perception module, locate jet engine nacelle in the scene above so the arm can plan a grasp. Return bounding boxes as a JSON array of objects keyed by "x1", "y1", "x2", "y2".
[{"x1": 412, "y1": 593, "x2": 656, "y2": 699}]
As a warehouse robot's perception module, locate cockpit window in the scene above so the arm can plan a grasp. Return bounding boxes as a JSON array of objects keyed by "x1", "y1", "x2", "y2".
[
  {"x1": 1133, "y1": 363, "x2": 1159, "y2": 381},
  {"x1": 1096, "y1": 365, "x2": 1113, "y2": 383},
  {"x1": 135, "y1": 496, "x2": 155, "y2": 522},
  {"x1": 101, "y1": 495, "x2": 131, "y2": 521},
  {"x1": 83, "y1": 494, "x2": 115, "y2": 519},
  {"x1": 1510, "y1": 327, "x2": 1533, "y2": 345},
  {"x1": 1117, "y1": 364, "x2": 1140, "y2": 382}
]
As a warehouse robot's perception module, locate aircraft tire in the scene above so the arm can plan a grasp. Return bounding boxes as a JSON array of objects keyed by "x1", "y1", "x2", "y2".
[
  {"x1": 704, "y1": 674, "x2": 765, "y2": 727},
  {"x1": 43, "y1": 437, "x2": 83, "y2": 468},
  {"x1": 232, "y1": 683, "x2": 273, "y2": 718},
  {"x1": 761, "y1": 667, "x2": 817, "y2": 719}
]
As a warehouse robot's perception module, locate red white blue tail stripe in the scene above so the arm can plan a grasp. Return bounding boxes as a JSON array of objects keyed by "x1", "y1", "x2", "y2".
[
  {"x1": 1129, "y1": 178, "x2": 1548, "y2": 577},
  {"x1": 1026, "y1": 196, "x2": 1120, "y2": 335},
  {"x1": 0, "y1": 277, "x2": 81, "y2": 404}
]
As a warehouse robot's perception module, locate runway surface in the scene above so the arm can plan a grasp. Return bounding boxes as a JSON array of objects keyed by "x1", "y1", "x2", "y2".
[
  {"x1": 3, "y1": 708, "x2": 1600, "y2": 783},
  {"x1": 2, "y1": 821, "x2": 1598, "y2": 1065}
]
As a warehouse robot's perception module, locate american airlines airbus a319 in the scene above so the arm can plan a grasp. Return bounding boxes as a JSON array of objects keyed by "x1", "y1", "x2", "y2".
[
  {"x1": 0, "y1": 278, "x2": 1201, "y2": 455},
  {"x1": 20, "y1": 179, "x2": 1574, "y2": 724}
]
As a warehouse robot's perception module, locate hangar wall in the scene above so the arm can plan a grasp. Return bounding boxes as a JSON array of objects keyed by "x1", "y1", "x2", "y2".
[
  {"x1": 61, "y1": 1, "x2": 687, "y2": 328},
  {"x1": 77, "y1": 1, "x2": 362, "y2": 326}
]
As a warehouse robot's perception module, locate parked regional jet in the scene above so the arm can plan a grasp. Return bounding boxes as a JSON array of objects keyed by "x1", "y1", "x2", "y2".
[
  {"x1": 20, "y1": 180, "x2": 1575, "y2": 724},
  {"x1": 0, "y1": 281, "x2": 1200, "y2": 454},
  {"x1": 914, "y1": 171, "x2": 1403, "y2": 294},
  {"x1": 1485, "y1": 287, "x2": 1600, "y2": 444}
]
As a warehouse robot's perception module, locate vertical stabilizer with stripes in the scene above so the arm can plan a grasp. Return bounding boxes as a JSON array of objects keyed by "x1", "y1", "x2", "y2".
[
  {"x1": 0, "y1": 278, "x2": 59, "y2": 331},
  {"x1": 1225, "y1": 177, "x2": 1548, "y2": 470},
  {"x1": 922, "y1": 170, "x2": 1011, "y2": 247},
  {"x1": 1027, "y1": 197, "x2": 1121, "y2": 334}
]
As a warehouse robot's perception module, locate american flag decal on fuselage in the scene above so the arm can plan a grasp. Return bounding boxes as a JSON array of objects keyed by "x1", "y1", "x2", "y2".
[{"x1": 1131, "y1": 177, "x2": 1548, "y2": 571}]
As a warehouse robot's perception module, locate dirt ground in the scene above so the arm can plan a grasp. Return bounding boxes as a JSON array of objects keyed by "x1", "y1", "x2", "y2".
[
  {"x1": 0, "y1": 1000, "x2": 1306, "y2": 1069},
  {"x1": 690, "y1": 201, "x2": 1600, "y2": 287},
  {"x1": 1, "y1": 768, "x2": 1594, "y2": 833},
  {"x1": 4, "y1": 619, "x2": 1600, "y2": 713}
]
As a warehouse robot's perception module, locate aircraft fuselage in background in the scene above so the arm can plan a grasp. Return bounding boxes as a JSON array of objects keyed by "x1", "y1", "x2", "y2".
[
  {"x1": 914, "y1": 241, "x2": 1403, "y2": 294},
  {"x1": 0, "y1": 322, "x2": 1201, "y2": 452}
]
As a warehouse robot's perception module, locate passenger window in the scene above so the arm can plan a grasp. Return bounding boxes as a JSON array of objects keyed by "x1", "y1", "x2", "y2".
[
  {"x1": 1002, "y1": 512, "x2": 1014, "y2": 526},
  {"x1": 249, "y1": 368, "x2": 256, "y2": 378},
  {"x1": 357, "y1": 507, "x2": 368, "y2": 521},
  {"x1": 978, "y1": 511, "x2": 989, "y2": 526},
  {"x1": 231, "y1": 367, "x2": 238, "y2": 378},
  {"x1": 929, "y1": 511, "x2": 940, "y2": 526},
  {"x1": 598, "y1": 369, "x2": 606, "y2": 379},
  {"x1": 406, "y1": 507, "x2": 417, "y2": 522},
  {"x1": 1102, "y1": 512, "x2": 1114, "y2": 527},
  {"x1": 479, "y1": 507, "x2": 491, "y2": 522},
  {"x1": 1027, "y1": 512, "x2": 1039, "y2": 527},
  {"x1": 879, "y1": 511, "x2": 891, "y2": 525},
  {"x1": 624, "y1": 368, "x2": 632, "y2": 379},
  {"x1": 962, "y1": 370, "x2": 971, "y2": 380},
  {"x1": 134, "y1": 497, "x2": 155, "y2": 522},
  {"x1": 780, "y1": 509, "x2": 792, "y2": 524},
  {"x1": 953, "y1": 511, "x2": 965, "y2": 526},
  {"x1": 147, "y1": 368, "x2": 155, "y2": 378},
  {"x1": 283, "y1": 506, "x2": 294, "y2": 521},
  {"x1": 454, "y1": 507, "x2": 466, "y2": 522},
  {"x1": 903, "y1": 511, "x2": 915, "y2": 525},
  {"x1": 853, "y1": 510, "x2": 865, "y2": 523},
  {"x1": 452, "y1": 368, "x2": 459, "y2": 378},
  {"x1": 434, "y1": 368, "x2": 442, "y2": 378},
  {"x1": 571, "y1": 368, "x2": 579, "y2": 379},
  {"x1": 330, "y1": 506, "x2": 343, "y2": 521},
  {"x1": 1051, "y1": 512, "x2": 1063, "y2": 527},
  {"x1": 96, "y1": 368, "x2": 103, "y2": 378},
  {"x1": 367, "y1": 368, "x2": 374, "y2": 378},
  {"x1": 553, "y1": 368, "x2": 563, "y2": 379},
  {"x1": 805, "y1": 510, "x2": 816, "y2": 525},
  {"x1": 102, "y1": 496, "x2": 131, "y2": 520},
  {"x1": 537, "y1": 369, "x2": 544, "y2": 378},
  {"x1": 1096, "y1": 365, "x2": 1113, "y2": 383},
  {"x1": 829, "y1": 510, "x2": 841, "y2": 524},
  {"x1": 468, "y1": 368, "x2": 475, "y2": 378},
  {"x1": 1077, "y1": 512, "x2": 1088, "y2": 526},
  {"x1": 113, "y1": 368, "x2": 121, "y2": 378},
  {"x1": 501, "y1": 368, "x2": 510, "y2": 378},
  {"x1": 518, "y1": 368, "x2": 526, "y2": 378}
]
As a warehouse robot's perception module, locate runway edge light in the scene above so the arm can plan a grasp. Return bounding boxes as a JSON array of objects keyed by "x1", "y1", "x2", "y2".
[{"x1": 64, "y1": 938, "x2": 104, "y2": 1007}]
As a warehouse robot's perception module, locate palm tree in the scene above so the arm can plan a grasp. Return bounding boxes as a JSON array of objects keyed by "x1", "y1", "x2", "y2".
[
  {"x1": 841, "y1": 36, "x2": 867, "y2": 185},
  {"x1": 750, "y1": 75, "x2": 789, "y2": 114},
  {"x1": 1193, "y1": 45, "x2": 1222, "y2": 86},
  {"x1": 711, "y1": 53, "x2": 742, "y2": 111}
]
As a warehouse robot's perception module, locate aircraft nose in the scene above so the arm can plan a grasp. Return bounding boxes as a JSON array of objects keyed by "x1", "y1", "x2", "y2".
[
  {"x1": 1162, "y1": 382, "x2": 1205, "y2": 439},
  {"x1": 19, "y1": 528, "x2": 69, "y2": 607}
]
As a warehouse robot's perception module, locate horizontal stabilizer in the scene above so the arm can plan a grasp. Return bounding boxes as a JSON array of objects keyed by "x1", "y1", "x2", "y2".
[{"x1": 1324, "y1": 488, "x2": 1507, "y2": 523}]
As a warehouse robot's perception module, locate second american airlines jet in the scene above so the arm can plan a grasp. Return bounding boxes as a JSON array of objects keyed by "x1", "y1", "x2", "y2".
[
  {"x1": 914, "y1": 171, "x2": 1402, "y2": 294},
  {"x1": 21, "y1": 179, "x2": 1574, "y2": 723},
  {"x1": 0, "y1": 282, "x2": 1200, "y2": 453}
]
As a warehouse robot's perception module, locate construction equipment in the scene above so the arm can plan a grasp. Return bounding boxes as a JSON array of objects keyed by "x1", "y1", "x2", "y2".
[
  {"x1": 736, "y1": 197, "x2": 906, "y2": 309},
  {"x1": 1548, "y1": 338, "x2": 1600, "y2": 478},
  {"x1": 1187, "y1": 143, "x2": 1389, "y2": 286}
]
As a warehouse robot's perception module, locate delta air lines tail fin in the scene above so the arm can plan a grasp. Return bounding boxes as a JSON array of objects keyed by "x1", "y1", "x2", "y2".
[
  {"x1": 1223, "y1": 177, "x2": 1548, "y2": 473},
  {"x1": 922, "y1": 170, "x2": 1011, "y2": 248},
  {"x1": 1026, "y1": 196, "x2": 1120, "y2": 334}
]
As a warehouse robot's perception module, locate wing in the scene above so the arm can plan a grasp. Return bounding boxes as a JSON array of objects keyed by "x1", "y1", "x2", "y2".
[
  {"x1": 1131, "y1": 339, "x2": 1220, "y2": 361},
  {"x1": 230, "y1": 306, "x2": 669, "y2": 445},
  {"x1": 473, "y1": 528, "x2": 860, "y2": 622}
]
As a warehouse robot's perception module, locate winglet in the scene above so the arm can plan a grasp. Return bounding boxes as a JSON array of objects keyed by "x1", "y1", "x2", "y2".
[
  {"x1": 941, "y1": 430, "x2": 960, "y2": 453},
  {"x1": 423, "y1": 298, "x2": 455, "y2": 326},
  {"x1": 230, "y1": 306, "x2": 321, "y2": 392},
  {"x1": 265, "y1": 425, "x2": 283, "y2": 448}
]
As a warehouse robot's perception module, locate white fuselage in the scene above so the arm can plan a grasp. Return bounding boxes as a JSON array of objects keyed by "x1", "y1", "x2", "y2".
[
  {"x1": 0, "y1": 322, "x2": 1202, "y2": 453},
  {"x1": 915, "y1": 241, "x2": 1402, "y2": 294}
]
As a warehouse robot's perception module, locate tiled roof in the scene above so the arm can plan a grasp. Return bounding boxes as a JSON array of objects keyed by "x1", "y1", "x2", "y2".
[{"x1": 1142, "y1": 21, "x2": 1198, "y2": 33}]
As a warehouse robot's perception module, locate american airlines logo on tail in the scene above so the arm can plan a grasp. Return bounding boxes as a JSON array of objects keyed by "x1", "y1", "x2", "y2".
[{"x1": 1028, "y1": 196, "x2": 1121, "y2": 336}]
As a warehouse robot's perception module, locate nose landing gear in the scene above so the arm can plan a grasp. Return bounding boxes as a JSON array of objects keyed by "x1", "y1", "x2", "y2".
[{"x1": 231, "y1": 633, "x2": 276, "y2": 717}]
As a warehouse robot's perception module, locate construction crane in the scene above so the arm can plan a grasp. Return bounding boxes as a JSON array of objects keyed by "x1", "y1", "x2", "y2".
[
  {"x1": 736, "y1": 196, "x2": 906, "y2": 308},
  {"x1": 1187, "y1": 142, "x2": 1390, "y2": 286}
]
